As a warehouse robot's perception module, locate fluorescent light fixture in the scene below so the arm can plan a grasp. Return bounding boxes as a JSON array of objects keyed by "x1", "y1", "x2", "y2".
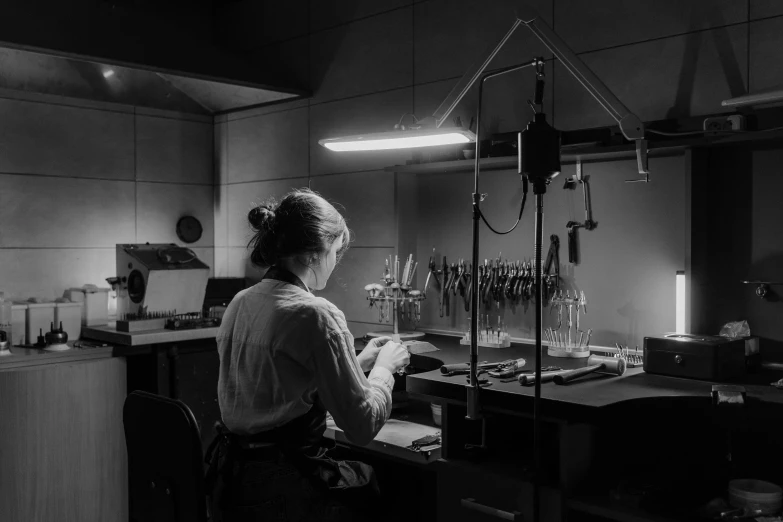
[
  {"x1": 103, "y1": 69, "x2": 115, "y2": 79},
  {"x1": 676, "y1": 270, "x2": 685, "y2": 334},
  {"x1": 317, "y1": 5, "x2": 648, "y2": 178},
  {"x1": 318, "y1": 128, "x2": 476, "y2": 152},
  {"x1": 722, "y1": 87, "x2": 783, "y2": 108}
]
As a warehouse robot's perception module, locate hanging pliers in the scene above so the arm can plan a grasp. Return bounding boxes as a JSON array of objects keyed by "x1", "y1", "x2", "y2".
[
  {"x1": 543, "y1": 235, "x2": 561, "y2": 303},
  {"x1": 423, "y1": 249, "x2": 439, "y2": 295},
  {"x1": 505, "y1": 261, "x2": 520, "y2": 300},
  {"x1": 456, "y1": 260, "x2": 471, "y2": 312},
  {"x1": 440, "y1": 257, "x2": 451, "y2": 317},
  {"x1": 482, "y1": 259, "x2": 495, "y2": 307},
  {"x1": 450, "y1": 261, "x2": 462, "y2": 296}
]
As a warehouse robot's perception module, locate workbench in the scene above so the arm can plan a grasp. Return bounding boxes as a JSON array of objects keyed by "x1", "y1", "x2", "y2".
[
  {"x1": 390, "y1": 334, "x2": 783, "y2": 522},
  {"x1": 82, "y1": 324, "x2": 221, "y2": 452},
  {"x1": 74, "y1": 325, "x2": 783, "y2": 522}
]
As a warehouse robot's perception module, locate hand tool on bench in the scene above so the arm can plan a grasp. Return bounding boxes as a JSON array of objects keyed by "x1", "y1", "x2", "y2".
[
  {"x1": 441, "y1": 359, "x2": 513, "y2": 375},
  {"x1": 487, "y1": 358, "x2": 527, "y2": 378},
  {"x1": 518, "y1": 367, "x2": 567, "y2": 385},
  {"x1": 552, "y1": 354, "x2": 626, "y2": 384}
]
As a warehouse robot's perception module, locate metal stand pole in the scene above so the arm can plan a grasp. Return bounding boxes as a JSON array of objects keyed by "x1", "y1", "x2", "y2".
[{"x1": 533, "y1": 191, "x2": 544, "y2": 522}]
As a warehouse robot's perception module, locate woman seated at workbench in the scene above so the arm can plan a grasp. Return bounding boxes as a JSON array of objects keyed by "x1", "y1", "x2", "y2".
[{"x1": 206, "y1": 188, "x2": 410, "y2": 522}]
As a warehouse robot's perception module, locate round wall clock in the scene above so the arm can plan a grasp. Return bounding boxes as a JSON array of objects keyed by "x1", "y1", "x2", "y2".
[{"x1": 176, "y1": 215, "x2": 203, "y2": 244}]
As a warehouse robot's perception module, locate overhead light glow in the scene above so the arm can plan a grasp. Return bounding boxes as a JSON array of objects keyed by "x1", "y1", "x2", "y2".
[
  {"x1": 103, "y1": 69, "x2": 115, "y2": 79},
  {"x1": 319, "y1": 128, "x2": 476, "y2": 152},
  {"x1": 676, "y1": 271, "x2": 685, "y2": 334}
]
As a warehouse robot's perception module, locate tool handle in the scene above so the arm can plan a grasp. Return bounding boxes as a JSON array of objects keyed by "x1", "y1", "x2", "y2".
[
  {"x1": 518, "y1": 370, "x2": 567, "y2": 385},
  {"x1": 568, "y1": 226, "x2": 578, "y2": 264},
  {"x1": 441, "y1": 363, "x2": 470, "y2": 374},
  {"x1": 553, "y1": 364, "x2": 604, "y2": 384},
  {"x1": 461, "y1": 498, "x2": 522, "y2": 521}
]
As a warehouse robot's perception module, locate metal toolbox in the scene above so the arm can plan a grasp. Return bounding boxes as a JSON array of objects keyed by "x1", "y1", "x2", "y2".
[{"x1": 643, "y1": 333, "x2": 746, "y2": 382}]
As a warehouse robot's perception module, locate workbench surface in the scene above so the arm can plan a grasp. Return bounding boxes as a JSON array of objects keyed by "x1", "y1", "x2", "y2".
[
  {"x1": 82, "y1": 324, "x2": 219, "y2": 346},
  {"x1": 403, "y1": 335, "x2": 783, "y2": 416},
  {"x1": 0, "y1": 343, "x2": 114, "y2": 371}
]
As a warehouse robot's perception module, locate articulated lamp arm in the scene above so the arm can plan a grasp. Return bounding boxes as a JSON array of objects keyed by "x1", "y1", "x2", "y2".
[{"x1": 430, "y1": 4, "x2": 649, "y2": 177}]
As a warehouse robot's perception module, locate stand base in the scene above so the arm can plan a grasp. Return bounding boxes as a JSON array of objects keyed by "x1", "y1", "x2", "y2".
[
  {"x1": 44, "y1": 343, "x2": 70, "y2": 352},
  {"x1": 460, "y1": 338, "x2": 511, "y2": 349},
  {"x1": 547, "y1": 346, "x2": 590, "y2": 358},
  {"x1": 366, "y1": 331, "x2": 425, "y2": 341}
]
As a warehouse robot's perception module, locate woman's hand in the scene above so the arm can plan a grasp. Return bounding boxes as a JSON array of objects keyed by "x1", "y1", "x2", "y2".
[
  {"x1": 374, "y1": 342, "x2": 410, "y2": 375},
  {"x1": 357, "y1": 336, "x2": 391, "y2": 372}
]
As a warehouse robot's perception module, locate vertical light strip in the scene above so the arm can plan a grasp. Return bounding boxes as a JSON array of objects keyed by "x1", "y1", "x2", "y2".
[{"x1": 676, "y1": 271, "x2": 686, "y2": 334}]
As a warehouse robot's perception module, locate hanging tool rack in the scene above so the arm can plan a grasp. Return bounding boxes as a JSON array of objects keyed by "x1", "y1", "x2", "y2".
[
  {"x1": 364, "y1": 253, "x2": 426, "y2": 340},
  {"x1": 423, "y1": 247, "x2": 562, "y2": 316}
]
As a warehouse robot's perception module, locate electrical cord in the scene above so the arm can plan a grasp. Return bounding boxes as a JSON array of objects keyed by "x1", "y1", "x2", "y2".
[
  {"x1": 477, "y1": 177, "x2": 528, "y2": 235},
  {"x1": 473, "y1": 61, "x2": 541, "y2": 237},
  {"x1": 394, "y1": 113, "x2": 420, "y2": 129}
]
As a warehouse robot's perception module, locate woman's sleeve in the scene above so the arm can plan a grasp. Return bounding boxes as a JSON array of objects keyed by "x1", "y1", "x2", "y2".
[{"x1": 311, "y1": 328, "x2": 394, "y2": 446}]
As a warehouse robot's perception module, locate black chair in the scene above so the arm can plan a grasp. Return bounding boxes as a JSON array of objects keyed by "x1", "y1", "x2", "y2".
[{"x1": 123, "y1": 390, "x2": 208, "y2": 522}]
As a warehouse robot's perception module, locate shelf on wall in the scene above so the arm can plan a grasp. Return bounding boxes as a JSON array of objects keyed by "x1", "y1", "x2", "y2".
[
  {"x1": 384, "y1": 127, "x2": 783, "y2": 174},
  {"x1": 385, "y1": 144, "x2": 685, "y2": 174}
]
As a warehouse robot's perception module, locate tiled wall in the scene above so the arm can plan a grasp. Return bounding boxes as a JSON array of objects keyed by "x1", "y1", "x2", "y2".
[
  {"x1": 215, "y1": 0, "x2": 783, "y2": 337},
  {"x1": 0, "y1": 89, "x2": 214, "y2": 301}
]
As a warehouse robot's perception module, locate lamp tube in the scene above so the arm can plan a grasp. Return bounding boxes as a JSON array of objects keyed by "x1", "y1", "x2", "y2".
[{"x1": 676, "y1": 271, "x2": 685, "y2": 334}]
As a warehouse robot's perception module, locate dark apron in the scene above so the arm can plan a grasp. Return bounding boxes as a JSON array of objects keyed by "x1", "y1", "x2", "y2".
[{"x1": 205, "y1": 267, "x2": 380, "y2": 521}]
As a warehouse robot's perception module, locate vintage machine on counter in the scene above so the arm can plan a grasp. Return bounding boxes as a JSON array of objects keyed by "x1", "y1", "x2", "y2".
[
  {"x1": 115, "y1": 243, "x2": 210, "y2": 320},
  {"x1": 643, "y1": 333, "x2": 747, "y2": 382}
]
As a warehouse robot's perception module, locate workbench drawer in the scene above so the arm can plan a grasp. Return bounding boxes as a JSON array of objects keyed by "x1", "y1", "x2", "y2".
[{"x1": 436, "y1": 461, "x2": 561, "y2": 522}]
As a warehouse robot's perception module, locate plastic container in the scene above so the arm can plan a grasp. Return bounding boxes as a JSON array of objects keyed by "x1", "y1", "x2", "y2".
[
  {"x1": 430, "y1": 403, "x2": 442, "y2": 426},
  {"x1": 55, "y1": 302, "x2": 83, "y2": 342},
  {"x1": 65, "y1": 287, "x2": 110, "y2": 326},
  {"x1": 26, "y1": 302, "x2": 55, "y2": 346},
  {"x1": 729, "y1": 479, "x2": 783, "y2": 515},
  {"x1": 11, "y1": 302, "x2": 27, "y2": 346}
]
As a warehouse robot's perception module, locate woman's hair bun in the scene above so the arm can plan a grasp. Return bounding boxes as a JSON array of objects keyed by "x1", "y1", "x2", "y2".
[{"x1": 248, "y1": 203, "x2": 276, "y2": 232}]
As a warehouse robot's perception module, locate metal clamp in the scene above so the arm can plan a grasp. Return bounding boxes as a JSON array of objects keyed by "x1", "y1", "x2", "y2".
[{"x1": 741, "y1": 280, "x2": 783, "y2": 299}]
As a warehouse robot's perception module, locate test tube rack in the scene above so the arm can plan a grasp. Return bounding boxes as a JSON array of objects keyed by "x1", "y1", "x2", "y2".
[
  {"x1": 459, "y1": 314, "x2": 511, "y2": 348},
  {"x1": 592, "y1": 344, "x2": 644, "y2": 368},
  {"x1": 546, "y1": 290, "x2": 590, "y2": 358}
]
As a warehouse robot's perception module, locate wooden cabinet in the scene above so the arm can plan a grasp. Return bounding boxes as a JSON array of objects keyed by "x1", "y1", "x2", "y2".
[{"x1": 0, "y1": 356, "x2": 128, "y2": 522}]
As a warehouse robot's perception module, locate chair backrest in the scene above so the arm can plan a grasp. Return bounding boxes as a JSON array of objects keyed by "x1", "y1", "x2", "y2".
[{"x1": 123, "y1": 390, "x2": 207, "y2": 522}]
